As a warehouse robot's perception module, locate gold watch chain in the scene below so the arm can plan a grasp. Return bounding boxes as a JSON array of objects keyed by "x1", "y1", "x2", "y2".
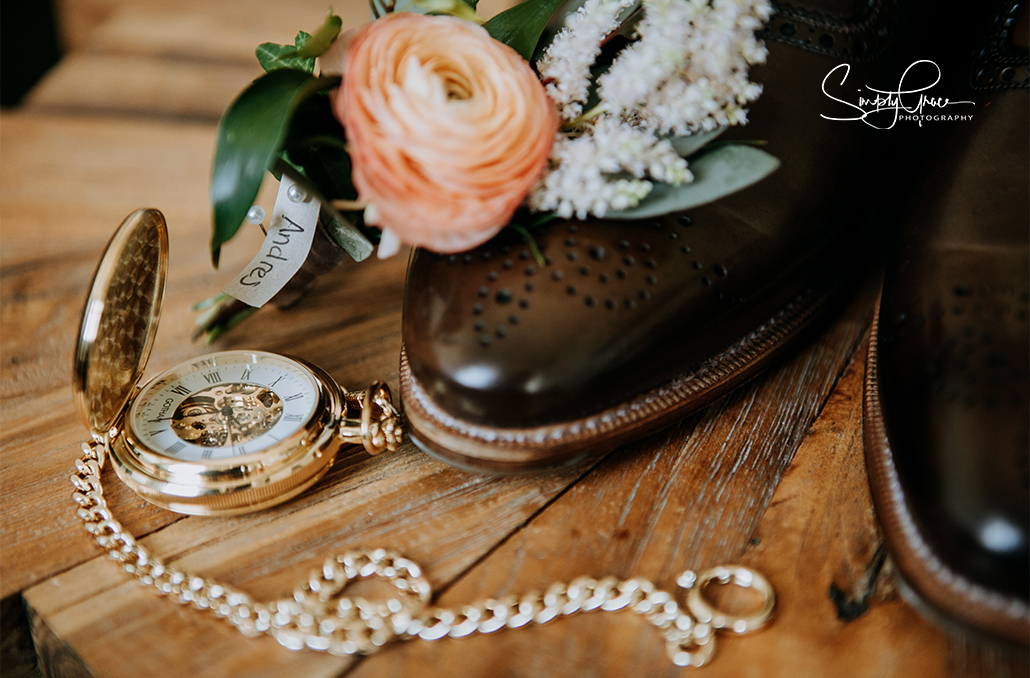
[{"x1": 70, "y1": 439, "x2": 773, "y2": 667}]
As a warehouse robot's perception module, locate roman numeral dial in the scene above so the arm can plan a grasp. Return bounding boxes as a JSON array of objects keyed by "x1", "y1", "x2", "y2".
[{"x1": 128, "y1": 351, "x2": 320, "y2": 463}]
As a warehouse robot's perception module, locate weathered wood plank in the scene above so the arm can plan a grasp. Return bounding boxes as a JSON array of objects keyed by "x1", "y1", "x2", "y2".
[
  {"x1": 55, "y1": 0, "x2": 372, "y2": 61},
  {"x1": 1, "y1": 112, "x2": 219, "y2": 598},
  {"x1": 23, "y1": 54, "x2": 262, "y2": 122},
  {"x1": 1, "y1": 112, "x2": 240, "y2": 597},
  {"x1": 734, "y1": 338, "x2": 1027, "y2": 677},
  {"x1": 36, "y1": 0, "x2": 525, "y2": 121},
  {"x1": 704, "y1": 335, "x2": 952, "y2": 677},
  {"x1": 54, "y1": 0, "x2": 519, "y2": 60},
  {"x1": 23, "y1": 445, "x2": 598, "y2": 678},
  {"x1": 342, "y1": 270, "x2": 878, "y2": 677}
]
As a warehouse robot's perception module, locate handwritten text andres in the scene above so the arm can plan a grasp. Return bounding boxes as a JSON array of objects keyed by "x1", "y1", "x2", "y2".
[{"x1": 239, "y1": 216, "x2": 305, "y2": 287}]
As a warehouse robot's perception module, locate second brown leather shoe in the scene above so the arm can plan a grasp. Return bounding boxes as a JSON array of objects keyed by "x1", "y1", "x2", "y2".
[{"x1": 864, "y1": 1, "x2": 1030, "y2": 644}]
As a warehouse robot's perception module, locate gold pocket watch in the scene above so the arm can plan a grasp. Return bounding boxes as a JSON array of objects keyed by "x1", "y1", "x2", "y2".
[{"x1": 72, "y1": 208, "x2": 401, "y2": 516}]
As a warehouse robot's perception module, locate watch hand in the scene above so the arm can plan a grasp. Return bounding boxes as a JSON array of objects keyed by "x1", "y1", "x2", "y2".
[
  {"x1": 218, "y1": 402, "x2": 238, "y2": 447},
  {"x1": 223, "y1": 408, "x2": 244, "y2": 430}
]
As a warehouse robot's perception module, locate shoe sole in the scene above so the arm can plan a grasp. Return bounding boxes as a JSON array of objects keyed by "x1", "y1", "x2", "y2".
[
  {"x1": 400, "y1": 280, "x2": 835, "y2": 474},
  {"x1": 863, "y1": 300, "x2": 1030, "y2": 645}
]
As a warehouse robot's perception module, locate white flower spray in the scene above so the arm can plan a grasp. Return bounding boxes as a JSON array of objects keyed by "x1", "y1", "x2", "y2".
[
  {"x1": 530, "y1": 0, "x2": 772, "y2": 219},
  {"x1": 536, "y1": 0, "x2": 638, "y2": 121},
  {"x1": 528, "y1": 118, "x2": 691, "y2": 218}
]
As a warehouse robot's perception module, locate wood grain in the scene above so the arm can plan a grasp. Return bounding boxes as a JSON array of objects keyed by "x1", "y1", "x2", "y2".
[
  {"x1": 35, "y1": 0, "x2": 525, "y2": 125},
  {"x1": 340, "y1": 269, "x2": 878, "y2": 678},
  {"x1": 2, "y1": 112, "x2": 258, "y2": 599},
  {"x1": 54, "y1": 0, "x2": 519, "y2": 58},
  {"x1": 23, "y1": 446, "x2": 599, "y2": 678},
  {"x1": 56, "y1": 0, "x2": 381, "y2": 61},
  {"x1": 23, "y1": 53, "x2": 262, "y2": 121},
  {"x1": 711, "y1": 335, "x2": 951, "y2": 678}
]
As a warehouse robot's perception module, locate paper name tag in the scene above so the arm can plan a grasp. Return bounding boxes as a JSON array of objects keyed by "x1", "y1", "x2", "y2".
[{"x1": 223, "y1": 175, "x2": 320, "y2": 308}]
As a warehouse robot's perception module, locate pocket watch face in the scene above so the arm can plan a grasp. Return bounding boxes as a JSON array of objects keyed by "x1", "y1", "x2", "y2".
[{"x1": 129, "y1": 351, "x2": 319, "y2": 461}]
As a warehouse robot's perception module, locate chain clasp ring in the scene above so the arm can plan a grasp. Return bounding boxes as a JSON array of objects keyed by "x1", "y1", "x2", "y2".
[{"x1": 679, "y1": 565, "x2": 775, "y2": 635}]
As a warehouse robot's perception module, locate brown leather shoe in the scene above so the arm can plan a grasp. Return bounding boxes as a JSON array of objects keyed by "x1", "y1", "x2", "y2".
[
  {"x1": 864, "y1": 2, "x2": 1029, "y2": 644},
  {"x1": 401, "y1": 0, "x2": 900, "y2": 472}
]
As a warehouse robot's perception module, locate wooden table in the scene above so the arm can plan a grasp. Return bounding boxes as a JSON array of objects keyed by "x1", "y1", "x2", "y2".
[{"x1": 2, "y1": 2, "x2": 1027, "y2": 676}]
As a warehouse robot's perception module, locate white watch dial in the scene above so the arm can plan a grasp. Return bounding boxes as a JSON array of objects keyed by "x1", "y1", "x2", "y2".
[{"x1": 129, "y1": 352, "x2": 319, "y2": 461}]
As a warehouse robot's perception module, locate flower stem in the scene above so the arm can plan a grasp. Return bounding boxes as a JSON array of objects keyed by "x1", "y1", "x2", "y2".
[
  {"x1": 331, "y1": 199, "x2": 368, "y2": 211},
  {"x1": 704, "y1": 139, "x2": 769, "y2": 148},
  {"x1": 191, "y1": 294, "x2": 255, "y2": 343},
  {"x1": 511, "y1": 224, "x2": 546, "y2": 266},
  {"x1": 298, "y1": 135, "x2": 350, "y2": 151},
  {"x1": 561, "y1": 104, "x2": 607, "y2": 132}
]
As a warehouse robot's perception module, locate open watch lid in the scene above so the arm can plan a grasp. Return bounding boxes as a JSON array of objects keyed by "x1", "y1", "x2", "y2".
[{"x1": 73, "y1": 209, "x2": 168, "y2": 436}]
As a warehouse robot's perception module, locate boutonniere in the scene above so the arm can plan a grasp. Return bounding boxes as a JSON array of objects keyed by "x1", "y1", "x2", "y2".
[{"x1": 198, "y1": 0, "x2": 776, "y2": 339}]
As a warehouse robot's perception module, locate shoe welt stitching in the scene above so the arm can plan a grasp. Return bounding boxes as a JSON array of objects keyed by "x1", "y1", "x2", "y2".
[
  {"x1": 402, "y1": 282, "x2": 827, "y2": 462},
  {"x1": 864, "y1": 303, "x2": 1030, "y2": 626}
]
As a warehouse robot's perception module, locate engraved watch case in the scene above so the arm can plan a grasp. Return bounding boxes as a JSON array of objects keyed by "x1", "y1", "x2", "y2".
[{"x1": 71, "y1": 209, "x2": 390, "y2": 516}]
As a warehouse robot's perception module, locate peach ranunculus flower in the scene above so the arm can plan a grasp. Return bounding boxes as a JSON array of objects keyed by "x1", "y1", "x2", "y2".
[{"x1": 335, "y1": 12, "x2": 558, "y2": 255}]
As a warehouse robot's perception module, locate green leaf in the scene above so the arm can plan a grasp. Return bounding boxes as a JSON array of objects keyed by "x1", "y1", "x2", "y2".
[
  {"x1": 282, "y1": 140, "x2": 356, "y2": 201},
  {"x1": 667, "y1": 127, "x2": 726, "y2": 158},
  {"x1": 606, "y1": 145, "x2": 780, "y2": 220},
  {"x1": 323, "y1": 213, "x2": 375, "y2": 261},
  {"x1": 483, "y1": 0, "x2": 567, "y2": 61},
  {"x1": 412, "y1": 0, "x2": 482, "y2": 20},
  {"x1": 280, "y1": 9, "x2": 342, "y2": 59},
  {"x1": 256, "y1": 32, "x2": 316, "y2": 73},
  {"x1": 210, "y1": 69, "x2": 339, "y2": 266},
  {"x1": 270, "y1": 93, "x2": 373, "y2": 263},
  {"x1": 280, "y1": 94, "x2": 357, "y2": 199},
  {"x1": 256, "y1": 10, "x2": 343, "y2": 75},
  {"x1": 374, "y1": 0, "x2": 476, "y2": 18}
]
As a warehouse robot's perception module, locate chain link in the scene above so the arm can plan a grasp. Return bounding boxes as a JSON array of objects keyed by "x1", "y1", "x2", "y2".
[
  {"x1": 347, "y1": 382, "x2": 405, "y2": 455},
  {"x1": 70, "y1": 439, "x2": 773, "y2": 667}
]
